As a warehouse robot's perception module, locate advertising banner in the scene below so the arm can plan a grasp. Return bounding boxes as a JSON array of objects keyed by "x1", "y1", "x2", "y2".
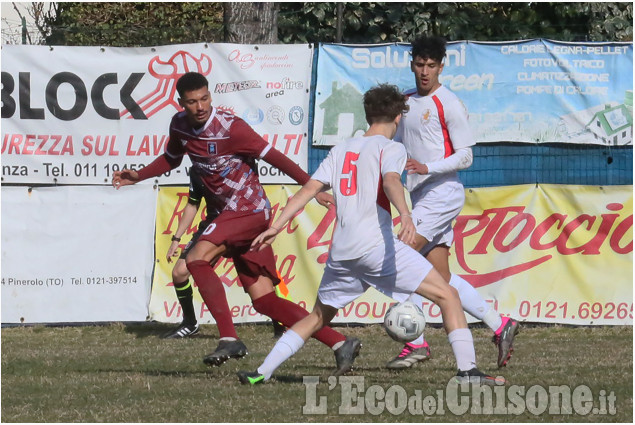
[
  {"x1": 1, "y1": 185, "x2": 156, "y2": 323},
  {"x1": 150, "y1": 184, "x2": 632, "y2": 326},
  {"x1": 314, "y1": 40, "x2": 633, "y2": 146},
  {"x1": 1, "y1": 43, "x2": 313, "y2": 185}
]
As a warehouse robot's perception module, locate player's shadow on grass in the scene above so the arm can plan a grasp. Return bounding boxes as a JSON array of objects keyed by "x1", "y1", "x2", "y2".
[
  {"x1": 271, "y1": 374, "x2": 305, "y2": 384},
  {"x1": 94, "y1": 367, "x2": 210, "y2": 378},
  {"x1": 123, "y1": 323, "x2": 217, "y2": 340}
]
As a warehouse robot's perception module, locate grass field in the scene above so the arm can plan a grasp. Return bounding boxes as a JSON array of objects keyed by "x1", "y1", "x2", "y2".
[{"x1": 1, "y1": 322, "x2": 632, "y2": 422}]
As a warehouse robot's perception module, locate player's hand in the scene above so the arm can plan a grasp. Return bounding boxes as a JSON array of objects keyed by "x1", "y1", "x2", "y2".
[
  {"x1": 397, "y1": 214, "x2": 417, "y2": 245},
  {"x1": 315, "y1": 191, "x2": 335, "y2": 208},
  {"x1": 405, "y1": 159, "x2": 429, "y2": 175},
  {"x1": 166, "y1": 240, "x2": 180, "y2": 263},
  {"x1": 251, "y1": 227, "x2": 279, "y2": 251},
  {"x1": 112, "y1": 169, "x2": 140, "y2": 189}
]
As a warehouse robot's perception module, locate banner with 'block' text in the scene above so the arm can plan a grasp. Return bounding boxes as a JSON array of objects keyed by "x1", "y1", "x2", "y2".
[
  {"x1": 1, "y1": 42, "x2": 313, "y2": 185},
  {"x1": 149, "y1": 184, "x2": 632, "y2": 326}
]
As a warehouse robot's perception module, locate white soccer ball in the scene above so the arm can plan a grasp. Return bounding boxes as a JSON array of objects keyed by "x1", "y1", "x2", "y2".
[{"x1": 384, "y1": 301, "x2": 426, "y2": 343}]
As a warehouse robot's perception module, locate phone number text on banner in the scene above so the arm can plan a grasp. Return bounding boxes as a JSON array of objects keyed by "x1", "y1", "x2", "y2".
[
  {"x1": 149, "y1": 184, "x2": 632, "y2": 326},
  {"x1": 313, "y1": 40, "x2": 633, "y2": 146},
  {"x1": 1, "y1": 185, "x2": 156, "y2": 323},
  {"x1": 1, "y1": 43, "x2": 313, "y2": 185}
]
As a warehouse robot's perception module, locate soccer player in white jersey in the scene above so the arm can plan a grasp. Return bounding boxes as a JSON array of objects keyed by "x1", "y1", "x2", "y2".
[
  {"x1": 389, "y1": 36, "x2": 519, "y2": 370},
  {"x1": 237, "y1": 84, "x2": 504, "y2": 386}
]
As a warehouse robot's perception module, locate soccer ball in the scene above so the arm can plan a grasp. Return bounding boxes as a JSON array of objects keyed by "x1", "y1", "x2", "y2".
[{"x1": 383, "y1": 301, "x2": 426, "y2": 343}]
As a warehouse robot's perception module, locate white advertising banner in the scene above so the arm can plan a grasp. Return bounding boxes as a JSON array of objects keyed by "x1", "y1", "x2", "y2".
[
  {"x1": 1, "y1": 43, "x2": 313, "y2": 185},
  {"x1": 1, "y1": 185, "x2": 156, "y2": 323}
]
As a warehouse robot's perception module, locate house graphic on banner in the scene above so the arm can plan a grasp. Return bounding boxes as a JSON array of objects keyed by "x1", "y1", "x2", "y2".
[
  {"x1": 559, "y1": 91, "x2": 633, "y2": 145},
  {"x1": 318, "y1": 82, "x2": 367, "y2": 141},
  {"x1": 587, "y1": 91, "x2": 633, "y2": 146}
]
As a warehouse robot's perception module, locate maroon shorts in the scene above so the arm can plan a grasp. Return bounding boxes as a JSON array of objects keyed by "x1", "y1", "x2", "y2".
[{"x1": 198, "y1": 209, "x2": 280, "y2": 289}]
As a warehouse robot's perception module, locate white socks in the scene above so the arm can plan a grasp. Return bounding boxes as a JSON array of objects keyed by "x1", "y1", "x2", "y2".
[
  {"x1": 448, "y1": 328, "x2": 477, "y2": 371},
  {"x1": 257, "y1": 329, "x2": 305, "y2": 380},
  {"x1": 482, "y1": 307, "x2": 503, "y2": 332},
  {"x1": 448, "y1": 274, "x2": 502, "y2": 331},
  {"x1": 407, "y1": 273, "x2": 503, "y2": 341}
]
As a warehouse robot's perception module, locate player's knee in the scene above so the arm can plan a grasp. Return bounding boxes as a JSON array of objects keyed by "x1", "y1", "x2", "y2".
[
  {"x1": 436, "y1": 285, "x2": 461, "y2": 310},
  {"x1": 421, "y1": 281, "x2": 457, "y2": 306},
  {"x1": 185, "y1": 259, "x2": 207, "y2": 275},
  {"x1": 185, "y1": 251, "x2": 201, "y2": 264},
  {"x1": 310, "y1": 303, "x2": 335, "y2": 330},
  {"x1": 172, "y1": 260, "x2": 190, "y2": 282},
  {"x1": 306, "y1": 311, "x2": 326, "y2": 333},
  {"x1": 251, "y1": 293, "x2": 271, "y2": 315}
]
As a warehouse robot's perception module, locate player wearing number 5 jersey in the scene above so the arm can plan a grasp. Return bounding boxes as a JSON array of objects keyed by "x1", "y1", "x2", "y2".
[
  {"x1": 112, "y1": 72, "x2": 357, "y2": 373},
  {"x1": 238, "y1": 84, "x2": 503, "y2": 385},
  {"x1": 389, "y1": 36, "x2": 519, "y2": 370}
]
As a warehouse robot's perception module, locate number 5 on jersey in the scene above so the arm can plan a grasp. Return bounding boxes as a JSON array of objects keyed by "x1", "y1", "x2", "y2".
[{"x1": 339, "y1": 151, "x2": 359, "y2": 196}]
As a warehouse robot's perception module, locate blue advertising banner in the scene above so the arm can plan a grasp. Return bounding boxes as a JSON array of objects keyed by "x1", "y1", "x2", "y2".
[{"x1": 313, "y1": 40, "x2": 633, "y2": 146}]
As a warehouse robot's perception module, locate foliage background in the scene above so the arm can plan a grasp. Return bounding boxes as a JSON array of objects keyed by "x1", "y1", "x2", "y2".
[{"x1": 28, "y1": 2, "x2": 635, "y2": 47}]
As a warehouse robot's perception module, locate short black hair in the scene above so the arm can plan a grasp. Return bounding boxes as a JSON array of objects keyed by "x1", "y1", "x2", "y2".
[
  {"x1": 176, "y1": 72, "x2": 208, "y2": 97},
  {"x1": 363, "y1": 83, "x2": 409, "y2": 125},
  {"x1": 411, "y1": 36, "x2": 446, "y2": 62}
]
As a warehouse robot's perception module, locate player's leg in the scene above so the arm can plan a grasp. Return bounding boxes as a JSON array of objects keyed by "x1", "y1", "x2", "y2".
[
  {"x1": 248, "y1": 276, "x2": 348, "y2": 348},
  {"x1": 238, "y1": 299, "x2": 340, "y2": 384},
  {"x1": 190, "y1": 210, "x2": 267, "y2": 366},
  {"x1": 185, "y1": 238, "x2": 248, "y2": 367},
  {"x1": 400, "y1": 183, "x2": 519, "y2": 368},
  {"x1": 424, "y1": 244, "x2": 519, "y2": 368},
  {"x1": 161, "y1": 257, "x2": 200, "y2": 338},
  {"x1": 359, "y1": 239, "x2": 503, "y2": 384},
  {"x1": 402, "y1": 248, "x2": 504, "y2": 385},
  {"x1": 162, "y1": 231, "x2": 205, "y2": 339},
  {"x1": 416, "y1": 244, "x2": 499, "y2": 327},
  {"x1": 237, "y1": 246, "x2": 359, "y2": 374},
  {"x1": 271, "y1": 278, "x2": 288, "y2": 338},
  {"x1": 385, "y1": 232, "x2": 434, "y2": 368},
  {"x1": 239, "y1": 260, "x2": 366, "y2": 384}
]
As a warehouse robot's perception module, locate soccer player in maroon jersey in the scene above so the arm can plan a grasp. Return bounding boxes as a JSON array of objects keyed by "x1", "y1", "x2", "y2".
[
  {"x1": 162, "y1": 167, "x2": 222, "y2": 339},
  {"x1": 112, "y1": 72, "x2": 360, "y2": 374},
  {"x1": 163, "y1": 167, "x2": 285, "y2": 340}
]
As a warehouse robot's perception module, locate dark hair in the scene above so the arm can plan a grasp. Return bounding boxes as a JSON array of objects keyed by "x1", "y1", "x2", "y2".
[
  {"x1": 363, "y1": 83, "x2": 409, "y2": 125},
  {"x1": 411, "y1": 36, "x2": 446, "y2": 62},
  {"x1": 176, "y1": 72, "x2": 209, "y2": 97}
]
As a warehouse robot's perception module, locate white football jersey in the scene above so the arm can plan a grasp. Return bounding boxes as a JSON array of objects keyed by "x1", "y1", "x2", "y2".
[
  {"x1": 395, "y1": 85, "x2": 475, "y2": 191},
  {"x1": 312, "y1": 135, "x2": 407, "y2": 261}
]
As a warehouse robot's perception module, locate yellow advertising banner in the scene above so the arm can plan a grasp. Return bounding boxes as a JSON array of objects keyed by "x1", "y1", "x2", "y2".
[{"x1": 149, "y1": 184, "x2": 632, "y2": 326}]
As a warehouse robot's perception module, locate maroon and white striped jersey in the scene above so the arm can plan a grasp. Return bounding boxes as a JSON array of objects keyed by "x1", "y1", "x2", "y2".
[{"x1": 165, "y1": 107, "x2": 274, "y2": 213}]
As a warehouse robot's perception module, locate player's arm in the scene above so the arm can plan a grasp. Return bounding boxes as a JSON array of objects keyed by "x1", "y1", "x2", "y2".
[
  {"x1": 263, "y1": 148, "x2": 335, "y2": 208},
  {"x1": 230, "y1": 119, "x2": 334, "y2": 207},
  {"x1": 252, "y1": 179, "x2": 326, "y2": 250},
  {"x1": 112, "y1": 151, "x2": 183, "y2": 189},
  {"x1": 382, "y1": 172, "x2": 416, "y2": 245},
  {"x1": 166, "y1": 201, "x2": 199, "y2": 263},
  {"x1": 405, "y1": 147, "x2": 473, "y2": 176},
  {"x1": 112, "y1": 125, "x2": 184, "y2": 189},
  {"x1": 167, "y1": 169, "x2": 206, "y2": 262},
  {"x1": 405, "y1": 97, "x2": 475, "y2": 176}
]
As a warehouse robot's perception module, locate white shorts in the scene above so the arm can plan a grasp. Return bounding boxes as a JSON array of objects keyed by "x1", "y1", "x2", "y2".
[
  {"x1": 317, "y1": 237, "x2": 433, "y2": 309},
  {"x1": 410, "y1": 178, "x2": 465, "y2": 256}
]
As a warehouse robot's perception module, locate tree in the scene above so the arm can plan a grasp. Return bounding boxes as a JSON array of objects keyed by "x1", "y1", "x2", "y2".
[
  {"x1": 34, "y1": 2, "x2": 633, "y2": 47},
  {"x1": 1, "y1": 2, "x2": 58, "y2": 44},
  {"x1": 224, "y1": 2, "x2": 278, "y2": 43},
  {"x1": 277, "y1": 2, "x2": 633, "y2": 43},
  {"x1": 43, "y1": 2, "x2": 224, "y2": 46}
]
